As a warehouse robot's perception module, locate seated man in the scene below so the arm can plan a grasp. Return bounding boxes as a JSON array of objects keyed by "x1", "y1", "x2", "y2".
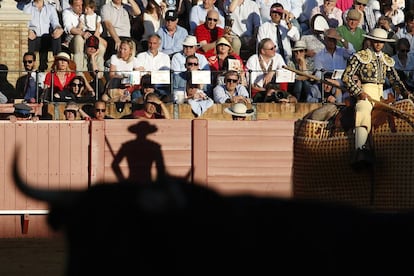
[
  {"x1": 157, "y1": 10, "x2": 189, "y2": 56},
  {"x1": 213, "y1": 70, "x2": 250, "y2": 104},
  {"x1": 308, "y1": 72, "x2": 348, "y2": 103},
  {"x1": 136, "y1": 34, "x2": 171, "y2": 100},
  {"x1": 62, "y1": 0, "x2": 106, "y2": 73},
  {"x1": 245, "y1": 38, "x2": 287, "y2": 98},
  {"x1": 23, "y1": 0, "x2": 64, "y2": 71},
  {"x1": 195, "y1": 10, "x2": 233, "y2": 59}
]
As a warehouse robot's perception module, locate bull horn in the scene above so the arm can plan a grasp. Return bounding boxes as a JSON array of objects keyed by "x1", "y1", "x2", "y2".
[{"x1": 13, "y1": 149, "x2": 83, "y2": 205}]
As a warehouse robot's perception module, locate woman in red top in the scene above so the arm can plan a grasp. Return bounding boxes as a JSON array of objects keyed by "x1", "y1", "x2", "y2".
[
  {"x1": 43, "y1": 52, "x2": 76, "y2": 101},
  {"x1": 208, "y1": 37, "x2": 247, "y2": 87}
]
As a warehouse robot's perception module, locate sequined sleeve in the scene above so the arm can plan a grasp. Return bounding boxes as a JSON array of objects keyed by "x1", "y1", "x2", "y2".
[{"x1": 342, "y1": 55, "x2": 362, "y2": 97}]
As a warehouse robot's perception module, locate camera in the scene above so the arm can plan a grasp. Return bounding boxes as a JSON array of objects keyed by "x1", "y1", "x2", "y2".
[{"x1": 275, "y1": 91, "x2": 285, "y2": 100}]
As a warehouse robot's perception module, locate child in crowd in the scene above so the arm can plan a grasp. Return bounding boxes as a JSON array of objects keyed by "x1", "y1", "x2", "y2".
[{"x1": 80, "y1": 0, "x2": 107, "y2": 49}]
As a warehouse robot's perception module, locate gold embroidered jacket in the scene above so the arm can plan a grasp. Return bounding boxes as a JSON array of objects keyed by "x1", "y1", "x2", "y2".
[{"x1": 342, "y1": 48, "x2": 408, "y2": 97}]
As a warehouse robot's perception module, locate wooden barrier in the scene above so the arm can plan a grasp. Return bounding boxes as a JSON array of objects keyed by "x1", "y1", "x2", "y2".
[
  {"x1": 0, "y1": 118, "x2": 295, "y2": 237},
  {"x1": 45, "y1": 102, "x2": 322, "y2": 120}
]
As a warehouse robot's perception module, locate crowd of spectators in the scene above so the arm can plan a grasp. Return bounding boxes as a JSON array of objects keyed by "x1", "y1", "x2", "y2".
[{"x1": 1, "y1": 0, "x2": 414, "y2": 120}]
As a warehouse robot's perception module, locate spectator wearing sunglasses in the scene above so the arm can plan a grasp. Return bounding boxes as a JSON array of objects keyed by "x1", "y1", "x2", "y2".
[
  {"x1": 189, "y1": 0, "x2": 225, "y2": 34},
  {"x1": 343, "y1": 0, "x2": 378, "y2": 33},
  {"x1": 16, "y1": 52, "x2": 46, "y2": 103},
  {"x1": 286, "y1": 40, "x2": 314, "y2": 102},
  {"x1": 92, "y1": 100, "x2": 113, "y2": 120},
  {"x1": 58, "y1": 76, "x2": 95, "y2": 102},
  {"x1": 213, "y1": 70, "x2": 250, "y2": 104},
  {"x1": 392, "y1": 38, "x2": 414, "y2": 91},
  {"x1": 337, "y1": 9, "x2": 366, "y2": 52},
  {"x1": 173, "y1": 55, "x2": 209, "y2": 101},
  {"x1": 195, "y1": 10, "x2": 228, "y2": 59}
]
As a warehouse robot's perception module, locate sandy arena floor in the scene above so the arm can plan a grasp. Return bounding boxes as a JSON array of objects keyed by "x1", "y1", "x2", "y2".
[{"x1": 0, "y1": 238, "x2": 66, "y2": 276}]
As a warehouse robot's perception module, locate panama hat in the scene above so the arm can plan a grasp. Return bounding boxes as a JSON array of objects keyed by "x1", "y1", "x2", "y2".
[
  {"x1": 224, "y1": 103, "x2": 254, "y2": 117},
  {"x1": 216, "y1": 37, "x2": 232, "y2": 51},
  {"x1": 54, "y1": 52, "x2": 71, "y2": 62},
  {"x1": 292, "y1": 40, "x2": 307, "y2": 51},
  {"x1": 363, "y1": 28, "x2": 396, "y2": 42},
  {"x1": 64, "y1": 102, "x2": 79, "y2": 112},
  {"x1": 182, "y1": 35, "x2": 199, "y2": 47}
]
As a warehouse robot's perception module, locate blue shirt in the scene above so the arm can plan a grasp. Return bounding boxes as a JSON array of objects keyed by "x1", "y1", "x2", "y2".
[
  {"x1": 157, "y1": 25, "x2": 189, "y2": 56},
  {"x1": 23, "y1": 1, "x2": 62, "y2": 36}
]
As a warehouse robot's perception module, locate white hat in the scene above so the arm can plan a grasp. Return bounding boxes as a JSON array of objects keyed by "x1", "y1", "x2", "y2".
[
  {"x1": 363, "y1": 28, "x2": 396, "y2": 43},
  {"x1": 224, "y1": 103, "x2": 254, "y2": 117},
  {"x1": 182, "y1": 35, "x2": 199, "y2": 47},
  {"x1": 54, "y1": 52, "x2": 71, "y2": 62},
  {"x1": 292, "y1": 40, "x2": 307, "y2": 51}
]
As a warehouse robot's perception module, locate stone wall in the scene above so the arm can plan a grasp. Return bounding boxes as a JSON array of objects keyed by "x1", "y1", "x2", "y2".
[{"x1": 0, "y1": 1, "x2": 30, "y2": 85}]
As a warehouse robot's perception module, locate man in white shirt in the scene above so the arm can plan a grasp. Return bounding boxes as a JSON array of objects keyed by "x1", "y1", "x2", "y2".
[
  {"x1": 224, "y1": 0, "x2": 261, "y2": 59},
  {"x1": 246, "y1": 38, "x2": 286, "y2": 97},
  {"x1": 257, "y1": 3, "x2": 300, "y2": 63},
  {"x1": 136, "y1": 34, "x2": 171, "y2": 98}
]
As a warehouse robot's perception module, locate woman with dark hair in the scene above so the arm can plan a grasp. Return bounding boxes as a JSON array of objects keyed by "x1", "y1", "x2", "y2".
[
  {"x1": 140, "y1": 0, "x2": 165, "y2": 52},
  {"x1": 58, "y1": 76, "x2": 95, "y2": 102},
  {"x1": 392, "y1": 38, "x2": 414, "y2": 91},
  {"x1": 0, "y1": 64, "x2": 19, "y2": 103}
]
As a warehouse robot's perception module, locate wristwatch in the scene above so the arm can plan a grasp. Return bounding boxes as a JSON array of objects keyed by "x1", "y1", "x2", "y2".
[{"x1": 340, "y1": 38, "x2": 345, "y2": 43}]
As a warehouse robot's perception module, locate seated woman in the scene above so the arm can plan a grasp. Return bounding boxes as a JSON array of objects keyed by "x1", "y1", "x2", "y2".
[
  {"x1": 42, "y1": 52, "x2": 76, "y2": 101},
  {"x1": 208, "y1": 37, "x2": 246, "y2": 87},
  {"x1": 392, "y1": 38, "x2": 414, "y2": 93},
  {"x1": 103, "y1": 38, "x2": 140, "y2": 102},
  {"x1": 58, "y1": 76, "x2": 96, "y2": 102}
]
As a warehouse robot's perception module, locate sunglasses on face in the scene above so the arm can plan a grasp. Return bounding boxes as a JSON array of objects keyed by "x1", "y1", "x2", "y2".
[
  {"x1": 95, "y1": 108, "x2": 106, "y2": 112},
  {"x1": 356, "y1": 2, "x2": 367, "y2": 6},
  {"x1": 183, "y1": 45, "x2": 195, "y2": 48},
  {"x1": 186, "y1": 62, "x2": 199, "y2": 66},
  {"x1": 400, "y1": 49, "x2": 410, "y2": 53},
  {"x1": 207, "y1": 17, "x2": 218, "y2": 22},
  {"x1": 265, "y1": 46, "x2": 276, "y2": 51},
  {"x1": 226, "y1": 79, "x2": 238, "y2": 83},
  {"x1": 71, "y1": 83, "x2": 83, "y2": 87},
  {"x1": 23, "y1": 60, "x2": 34, "y2": 64}
]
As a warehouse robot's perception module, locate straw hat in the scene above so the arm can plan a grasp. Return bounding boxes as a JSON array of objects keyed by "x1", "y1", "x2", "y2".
[
  {"x1": 224, "y1": 103, "x2": 254, "y2": 117},
  {"x1": 64, "y1": 102, "x2": 79, "y2": 112},
  {"x1": 182, "y1": 35, "x2": 199, "y2": 47},
  {"x1": 216, "y1": 37, "x2": 232, "y2": 48},
  {"x1": 54, "y1": 52, "x2": 71, "y2": 62},
  {"x1": 292, "y1": 40, "x2": 307, "y2": 51},
  {"x1": 363, "y1": 28, "x2": 396, "y2": 43}
]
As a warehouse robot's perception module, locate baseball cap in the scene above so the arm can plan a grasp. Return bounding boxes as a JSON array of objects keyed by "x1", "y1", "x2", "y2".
[
  {"x1": 165, "y1": 10, "x2": 178, "y2": 21},
  {"x1": 86, "y1": 35, "x2": 99, "y2": 49}
]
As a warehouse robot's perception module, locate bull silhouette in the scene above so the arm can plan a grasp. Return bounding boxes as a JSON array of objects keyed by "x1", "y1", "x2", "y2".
[{"x1": 12, "y1": 151, "x2": 414, "y2": 275}]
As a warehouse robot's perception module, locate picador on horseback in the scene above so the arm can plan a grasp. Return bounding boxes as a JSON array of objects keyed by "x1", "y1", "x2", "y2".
[{"x1": 342, "y1": 28, "x2": 413, "y2": 171}]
